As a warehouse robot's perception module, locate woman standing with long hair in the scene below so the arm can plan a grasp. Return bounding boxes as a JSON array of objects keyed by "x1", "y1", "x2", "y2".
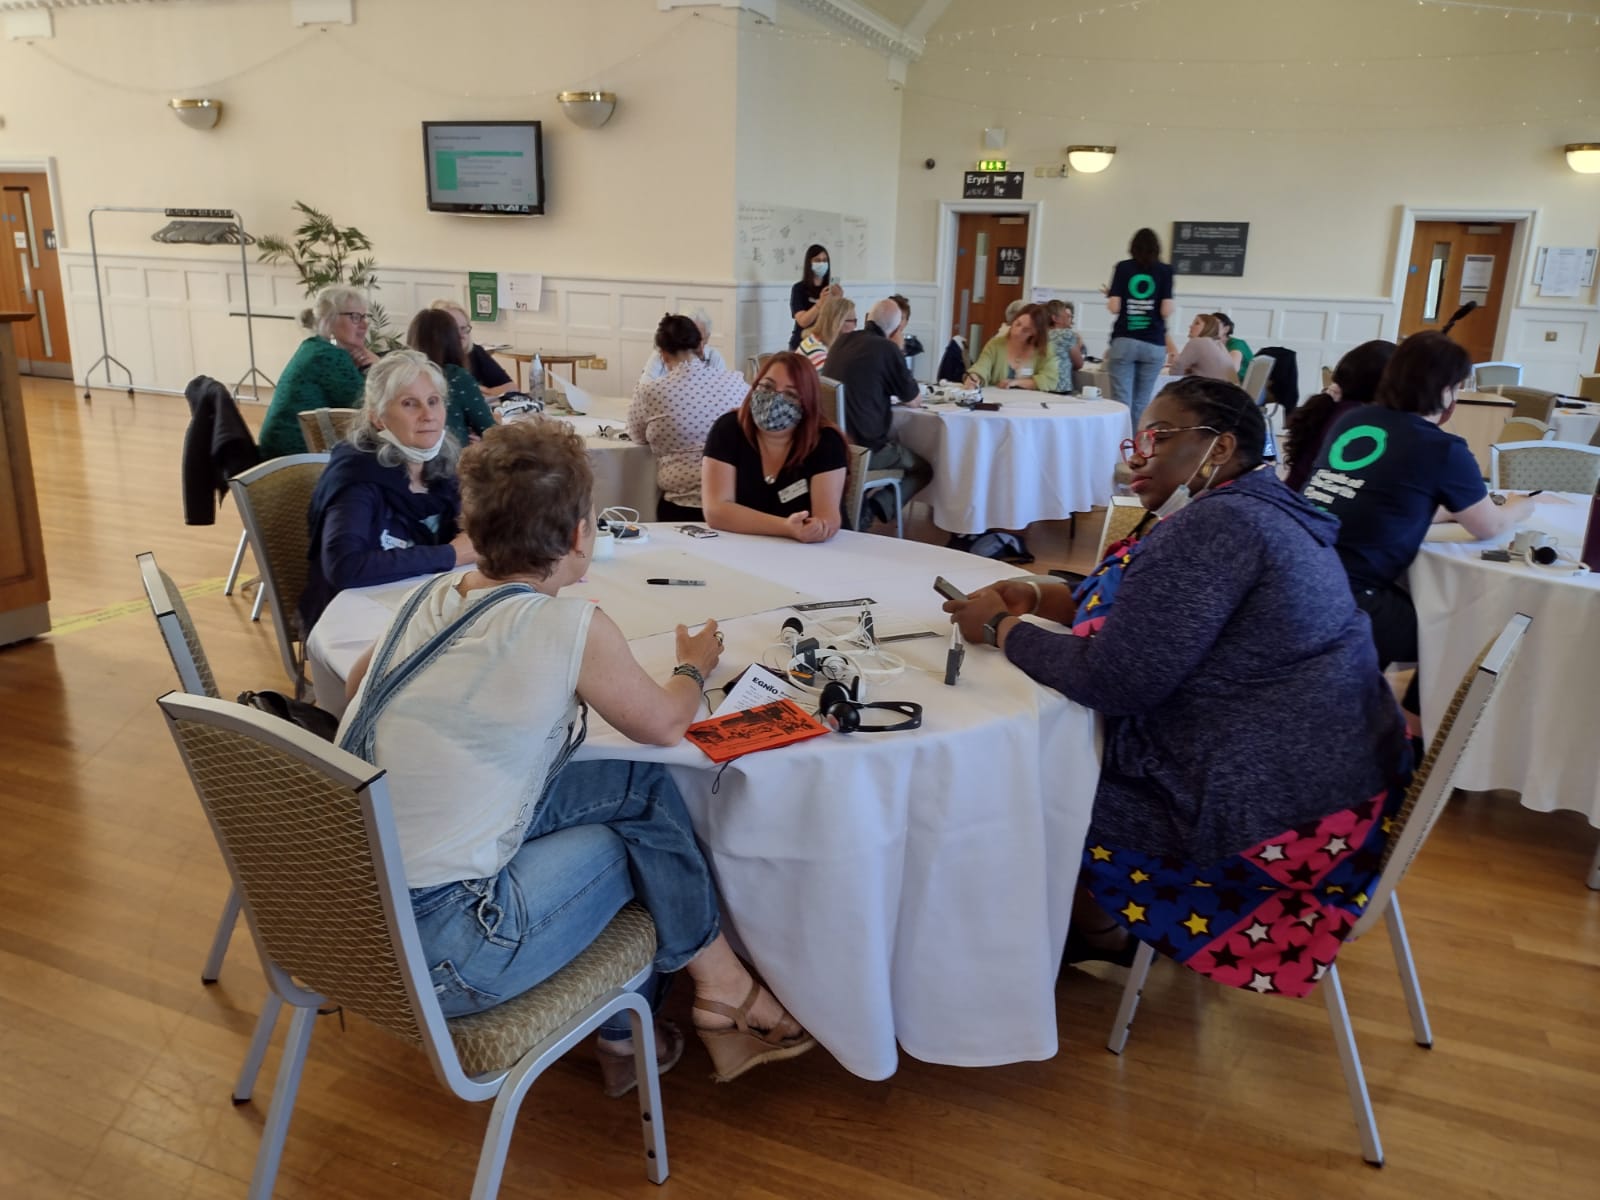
[
  {"x1": 788, "y1": 244, "x2": 843, "y2": 350},
  {"x1": 1104, "y1": 228, "x2": 1175, "y2": 427}
]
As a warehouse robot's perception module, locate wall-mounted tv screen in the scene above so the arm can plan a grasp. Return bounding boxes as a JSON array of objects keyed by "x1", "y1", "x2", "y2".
[{"x1": 423, "y1": 121, "x2": 544, "y2": 216}]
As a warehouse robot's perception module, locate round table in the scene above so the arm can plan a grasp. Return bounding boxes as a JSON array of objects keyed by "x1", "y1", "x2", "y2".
[
  {"x1": 305, "y1": 528, "x2": 1099, "y2": 1079},
  {"x1": 895, "y1": 389, "x2": 1131, "y2": 534},
  {"x1": 509, "y1": 395, "x2": 658, "y2": 519},
  {"x1": 1409, "y1": 494, "x2": 1599, "y2": 877},
  {"x1": 1552, "y1": 405, "x2": 1600, "y2": 446}
]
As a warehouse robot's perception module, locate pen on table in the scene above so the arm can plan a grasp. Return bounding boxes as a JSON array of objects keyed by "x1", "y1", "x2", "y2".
[{"x1": 646, "y1": 578, "x2": 706, "y2": 587}]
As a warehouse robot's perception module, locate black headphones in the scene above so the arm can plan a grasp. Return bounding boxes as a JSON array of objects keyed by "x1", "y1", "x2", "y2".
[{"x1": 816, "y1": 681, "x2": 922, "y2": 734}]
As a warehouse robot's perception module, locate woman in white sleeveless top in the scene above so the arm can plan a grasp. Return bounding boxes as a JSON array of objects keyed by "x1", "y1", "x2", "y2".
[{"x1": 339, "y1": 419, "x2": 813, "y2": 1094}]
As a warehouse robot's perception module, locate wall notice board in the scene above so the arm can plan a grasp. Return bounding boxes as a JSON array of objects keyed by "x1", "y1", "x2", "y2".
[
  {"x1": 736, "y1": 204, "x2": 868, "y2": 284},
  {"x1": 1172, "y1": 222, "x2": 1249, "y2": 277}
]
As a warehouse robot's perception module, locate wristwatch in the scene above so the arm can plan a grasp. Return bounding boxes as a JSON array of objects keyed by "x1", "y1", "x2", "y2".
[
  {"x1": 982, "y1": 610, "x2": 1016, "y2": 647},
  {"x1": 1490, "y1": 492, "x2": 1506, "y2": 506}
]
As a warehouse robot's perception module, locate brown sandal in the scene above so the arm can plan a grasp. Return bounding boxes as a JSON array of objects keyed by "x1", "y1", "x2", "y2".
[
  {"x1": 594, "y1": 1018, "x2": 685, "y2": 1099},
  {"x1": 693, "y1": 981, "x2": 816, "y2": 1083}
]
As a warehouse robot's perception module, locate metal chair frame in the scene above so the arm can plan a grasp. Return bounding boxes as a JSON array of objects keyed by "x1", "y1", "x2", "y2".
[
  {"x1": 158, "y1": 693, "x2": 668, "y2": 1199},
  {"x1": 1105, "y1": 615, "x2": 1532, "y2": 1166}
]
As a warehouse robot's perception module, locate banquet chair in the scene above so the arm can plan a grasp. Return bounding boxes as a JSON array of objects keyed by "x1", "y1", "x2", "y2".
[
  {"x1": 1240, "y1": 354, "x2": 1274, "y2": 405},
  {"x1": 819, "y1": 374, "x2": 846, "y2": 429},
  {"x1": 157, "y1": 692, "x2": 668, "y2": 1200},
  {"x1": 137, "y1": 552, "x2": 285, "y2": 1105},
  {"x1": 842, "y1": 444, "x2": 904, "y2": 538},
  {"x1": 1578, "y1": 375, "x2": 1600, "y2": 404},
  {"x1": 1472, "y1": 362, "x2": 1522, "y2": 389},
  {"x1": 1321, "y1": 365, "x2": 1334, "y2": 391},
  {"x1": 296, "y1": 407, "x2": 359, "y2": 453},
  {"x1": 1489, "y1": 440, "x2": 1600, "y2": 493},
  {"x1": 1094, "y1": 496, "x2": 1148, "y2": 564},
  {"x1": 1107, "y1": 613, "x2": 1533, "y2": 1166},
  {"x1": 229, "y1": 454, "x2": 329, "y2": 701},
  {"x1": 1487, "y1": 385, "x2": 1558, "y2": 425},
  {"x1": 1497, "y1": 416, "x2": 1553, "y2": 444}
]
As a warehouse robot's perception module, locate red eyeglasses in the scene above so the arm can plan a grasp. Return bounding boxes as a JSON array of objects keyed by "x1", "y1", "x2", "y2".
[{"x1": 1119, "y1": 425, "x2": 1220, "y2": 463}]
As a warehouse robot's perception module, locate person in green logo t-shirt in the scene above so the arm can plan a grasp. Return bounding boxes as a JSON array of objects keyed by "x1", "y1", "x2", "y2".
[{"x1": 1104, "y1": 228, "x2": 1175, "y2": 426}]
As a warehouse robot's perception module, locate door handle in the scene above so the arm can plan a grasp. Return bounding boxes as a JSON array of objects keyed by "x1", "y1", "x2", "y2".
[
  {"x1": 18, "y1": 252, "x2": 31, "y2": 295},
  {"x1": 36, "y1": 288, "x2": 52, "y2": 358}
]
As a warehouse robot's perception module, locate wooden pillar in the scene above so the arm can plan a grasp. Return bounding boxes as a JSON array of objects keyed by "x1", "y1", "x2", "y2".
[{"x1": 0, "y1": 312, "x2": 50, "y2": 645}]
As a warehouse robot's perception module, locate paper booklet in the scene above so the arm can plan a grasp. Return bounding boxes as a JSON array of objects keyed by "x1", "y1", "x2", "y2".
[
  {"x1": 710, "y1": 664, "x2": 811, "y2": 718},
  {"x1": 685, "y1": 698, "x2": 827, "y2": 764}
]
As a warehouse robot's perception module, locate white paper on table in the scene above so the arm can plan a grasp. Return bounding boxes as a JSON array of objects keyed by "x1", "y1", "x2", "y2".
[
  {"x1": 710, "y1": 664, "x2": 810, "y2": 717},
  {"x1": 551, "y1": 374, "x2": 592, "y2": 413}
]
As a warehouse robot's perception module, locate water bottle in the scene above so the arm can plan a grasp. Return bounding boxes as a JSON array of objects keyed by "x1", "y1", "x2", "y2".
[
  {"x1": 529, "y1": 354, "x2": 545, "y2": 406},
  {"x1": 1581, "y1": 485, "x2": 1600, "y2": 573}
]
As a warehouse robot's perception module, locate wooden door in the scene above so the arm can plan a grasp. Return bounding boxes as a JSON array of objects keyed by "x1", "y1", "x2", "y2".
[
  {"x1": 0, "y1": 174, "x2": 72, "y2": 378},
  {"x1": 951, "y1": 212, "x2": 1030, "y2": 351},
  {"x1": 1399, "y1": 220, "x2": 1514, "y2": 365},
  {"x1": 0, "y1": 313, "x2": 51, "y2": 644}
]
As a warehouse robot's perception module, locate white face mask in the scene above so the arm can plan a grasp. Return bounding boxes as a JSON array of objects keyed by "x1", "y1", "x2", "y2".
[
  {"x1": 378, "y1": 427, "x2": 446, "y2": 464},
  {"x1": 811, "y1": 261, "x2": 829, "y2": 278},
  {"x1": 1153, "y1": 436, "x2": 1220, "y2": 521}
]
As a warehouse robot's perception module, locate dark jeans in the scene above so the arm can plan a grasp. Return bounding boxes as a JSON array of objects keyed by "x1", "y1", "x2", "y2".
[
  {"x1": 656, "y1": 497, "x2": 704, "y2": 523},
  {"x1": 860, "y1": 440, "x2": 932, "y2": 527},
  {"x1": 1352, "y1": 580, "x2": 1420, "y2": 713}
]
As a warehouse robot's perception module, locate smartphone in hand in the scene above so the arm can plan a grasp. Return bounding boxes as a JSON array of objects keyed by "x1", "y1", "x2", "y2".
[{"x1": 933, "y1": 575, "x2": 968, "y2": 603}]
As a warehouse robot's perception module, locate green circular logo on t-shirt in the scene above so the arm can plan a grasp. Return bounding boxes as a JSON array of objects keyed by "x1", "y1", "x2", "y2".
[
  {"x1": 1128, "y1": 273, "x2": 1155, "y2": 300},
  {"x1": 1328, "y1": 424, "x2": 1388, "y2": 472}
]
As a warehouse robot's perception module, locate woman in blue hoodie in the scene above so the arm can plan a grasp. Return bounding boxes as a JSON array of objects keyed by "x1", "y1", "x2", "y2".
[
  {"x1": 300, "y1": 351, "x2": 477, "y2": 632},
  {"x1": 946, "y1": 377, "x2": 1411, "y2": 997}
]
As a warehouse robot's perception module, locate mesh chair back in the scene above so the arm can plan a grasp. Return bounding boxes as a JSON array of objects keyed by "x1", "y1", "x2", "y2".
[
  {"x1": 1472, "y1": 362, "x2": 1522, "y2": 389},
  {"x1": 1497, "y1": 416, "x2": 1552, "y2": 444},
  {"x1": 1492, "y1": 386, "x2": 1558, "y2": 424},
  {"x1": 297, "y1": 408, "x2": 359, "y2": 453},
  {"x1": 1489, "y1": 441, "x2": 1600, "y2": 493},
  {"x1": 230, "y1": 455, "x2": 328, "y2": 692},
  {"x1": 818, "y1": 375, "x2": 846, "y2": 430},
  {"x1": 1240, "y1": 354, "x2": 1274, "y2": 404},
  {"x1": 1354, "y1": 614, "x2": 1531, "y2": 939},
  {"x1": 1095, "y1": 497, "x2": 1149, "y2": 563},
  {"x1": 137, "y1": 552, "x2": 219, "y2": 698},
  {"x1": 159, "y1": 693, "x2": 426, "y2": 1045}
]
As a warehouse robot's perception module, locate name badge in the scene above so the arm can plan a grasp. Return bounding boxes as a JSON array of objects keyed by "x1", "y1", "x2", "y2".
[{"x1": 776, "y1": 479, "x2": 808, "y2": 504}]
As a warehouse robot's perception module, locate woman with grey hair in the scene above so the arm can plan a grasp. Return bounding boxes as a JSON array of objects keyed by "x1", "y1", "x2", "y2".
[
  {"x1": 638, "y1": 306, "x2": 728, "y2": 384},
  {"x1": 257, "y1": 284, "x2": 377, "y2": 458},
  {"x1": 298, "y1": 350, "x2": 476, "y2": 631}
]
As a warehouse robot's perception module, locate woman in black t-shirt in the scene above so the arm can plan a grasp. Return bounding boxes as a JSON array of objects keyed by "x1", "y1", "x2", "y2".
[
  {"x1": 702, "y1": 351, "x2": 847, "y2": 542},
  {"x1": 1104, "y1": 227, "x2": 1175, "y2": 427},
  {"x1": 788, "y1": 244, "x2": 843, "y2": 351}
]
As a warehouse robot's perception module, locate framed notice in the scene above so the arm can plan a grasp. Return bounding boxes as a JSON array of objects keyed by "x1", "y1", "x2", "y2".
[
  {"x1": 1171, "y1": 222, "x2": 1250, "y2": 277},
  {"x1": 963, "y1": 171, "x2": 1025, "y2": 200},
  {"x1": 467, "y1": 271, "x2": 498, "y2": 320}
]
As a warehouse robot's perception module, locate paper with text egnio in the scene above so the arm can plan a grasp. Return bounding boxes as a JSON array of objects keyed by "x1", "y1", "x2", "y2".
[{"x1": 712, "y1": 664, "x2": 810, "y2": 718}]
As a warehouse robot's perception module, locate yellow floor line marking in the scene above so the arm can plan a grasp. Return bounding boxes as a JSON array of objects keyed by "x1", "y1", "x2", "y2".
[{"x1": 49, "y1": 577, "x2": 233, "y2": 636}]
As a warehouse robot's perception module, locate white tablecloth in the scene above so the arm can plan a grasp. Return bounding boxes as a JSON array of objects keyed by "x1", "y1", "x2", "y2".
[
  {"x1": 896, "y1": 390, "x2": 1131, "y2": 533},
  {"x1": 1552, "y1": 405, "x2": 1600, "y2": 445},
  {"x1": 305, "y1": 528, "x2": 1099, "y2": 1080},
  {"x1": 1409, "y1": 493, "x2": 1599, "y2": 826},
  {"x1": 530, "y1": 395, "x2": 658, "y2": 520}
]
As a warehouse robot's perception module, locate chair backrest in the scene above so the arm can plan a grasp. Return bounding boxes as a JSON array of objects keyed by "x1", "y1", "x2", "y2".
[
  {"x1": 1490, "y1": 385, "x2": 1558, "y2": 424},
  {"x1": 1497, "y1": 416, "x2": 1553, "y2": 444},
  {"x1": 1320, "y1": 365, "x2": 1334, "y2": 391},
  {"x1": 1240, "y1": 354, "x2": 1274, "y2": 404},
  {"x1": 1354, "y1": 614, "x2": 1531, "y2": 939},
  {"x1": 137, "y1": 551, "x2": 219, "y2": 698},
  {"x1": 156, "y1": 691, "x2": 476, "y2": 1085},
  {"x1": 1489, "y1": 440, "x2": 1600, "y2": 492},
  {"x1": 297, "y1": 407, "x2": 359, "y2": 454},
  {"x1": 1095, "y1": 496, "x2": 1148, "y2": 563},
  {"x1": 842, "y1": 444, "x2": 870, "y2": 531},
  {"x1": 229, "y1": 454, "x2": 329, "y2": 689},
  {"x1": 817, "y1": 374, "x2": 846, "y2": 431},
  {"x1": 1578, "y1": 374, "x2": 1600, "y2": 404},
  {"x1": 1472, "y1": 361, "x2": 1522, "y2": 389}
]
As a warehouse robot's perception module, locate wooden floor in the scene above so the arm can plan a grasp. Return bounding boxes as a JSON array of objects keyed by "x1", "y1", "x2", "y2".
[{"x1": 2, "y1": 377, "x2": 1598, "y2": 1199}]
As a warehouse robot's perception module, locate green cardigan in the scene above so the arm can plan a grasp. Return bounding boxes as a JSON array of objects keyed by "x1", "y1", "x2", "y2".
[
  {"x1": 967, "y1": 333, "x2": 1060, "y2": 393},
  {"x1": 258, "y1": 337, "x2": 364, "y2": 459},
  {"x1": 442, "y1": 363, "x2": 497, "y2": 446}
]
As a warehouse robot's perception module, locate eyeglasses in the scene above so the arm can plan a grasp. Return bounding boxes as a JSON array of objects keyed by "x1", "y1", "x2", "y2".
[
  {"x1": 1119, "y1": 425, "x2": 1220, "y2": 463},
  {"x1": 339, "y1": 311, "x2": 371, "y2": 323},
  {"x1": 456, "y1": 325, "x2": 472, "y2": 337}
]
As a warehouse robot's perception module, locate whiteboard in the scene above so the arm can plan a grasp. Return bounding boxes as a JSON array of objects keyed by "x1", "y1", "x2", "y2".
[{"x1": 736, "y1": 203, "x2": 869, "y2": 284}]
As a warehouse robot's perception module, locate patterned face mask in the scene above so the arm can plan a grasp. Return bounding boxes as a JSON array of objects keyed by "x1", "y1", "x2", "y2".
[{"x1": 749, "y1": 387, "x2": 802, "y2": 433}]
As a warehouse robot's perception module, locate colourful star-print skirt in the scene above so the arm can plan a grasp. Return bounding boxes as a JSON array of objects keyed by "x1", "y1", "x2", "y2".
[{"x1": 1080, "y1": 786, "x2": 1402, "y2": 998}]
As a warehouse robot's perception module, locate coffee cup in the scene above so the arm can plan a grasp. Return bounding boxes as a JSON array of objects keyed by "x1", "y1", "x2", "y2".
[
  {"x1": 1081, "y1": 385, "x2": 1101, "y2": 399},
  {"x1": 1510, "y1": 529, "x2": 1553, "y2": 559},
  {"x1": 592, "y1": 528, "x2": 616, "y2": 560}
]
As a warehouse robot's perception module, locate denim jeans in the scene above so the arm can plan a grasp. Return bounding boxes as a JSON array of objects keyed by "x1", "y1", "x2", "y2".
[
  {"x1": 860, "y1": 439, "x2": 932, "y2": 527},
  {"x1": 410, "y1": 758, "x2": 721, "y2": 1036},
  {"x1": 1106, "y1": 336, "x2": 1168, "y2": 428}
]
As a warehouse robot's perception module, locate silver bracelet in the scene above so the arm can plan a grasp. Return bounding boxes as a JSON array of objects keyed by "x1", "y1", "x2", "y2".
[
  {"x1": 672, "y1": 662, "x2": 705, "y2": 688},
  {"x1": 1023, "y1": 579, "x2": 1043, "y2": 614}
]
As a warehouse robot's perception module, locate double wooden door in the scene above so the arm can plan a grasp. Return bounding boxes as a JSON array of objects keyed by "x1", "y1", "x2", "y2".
[{"x1": 0, "y1": 173, "x2": 71, "y2": 378}]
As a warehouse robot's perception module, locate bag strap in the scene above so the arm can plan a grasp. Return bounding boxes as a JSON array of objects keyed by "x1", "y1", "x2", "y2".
[{"x1": 338, "y1": 576, "x2": 534, "y2": 763}]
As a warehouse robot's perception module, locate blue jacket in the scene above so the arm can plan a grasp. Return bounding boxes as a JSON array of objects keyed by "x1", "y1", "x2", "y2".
[
  {"x1": 299, "y1": 443, "x2": 459, "y2": 632},
  {"x1": 1005, "y1": 467, "x2": 1408, "y2": 863}
]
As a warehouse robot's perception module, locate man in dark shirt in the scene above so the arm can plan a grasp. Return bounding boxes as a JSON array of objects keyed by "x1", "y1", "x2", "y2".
[{"x1": 821, "y1": 298, "x2": 933, "y2": 527}]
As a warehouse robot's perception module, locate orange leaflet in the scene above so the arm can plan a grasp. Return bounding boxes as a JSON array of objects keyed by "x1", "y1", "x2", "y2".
[{"x1": 684, "y1": 698, "x2": 828, "y2": 763}]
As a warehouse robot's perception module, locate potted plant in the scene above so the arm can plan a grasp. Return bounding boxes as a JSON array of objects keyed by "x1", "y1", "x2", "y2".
[{"x1": 258, "y1": 202, "x2": 403, "y2": 351}]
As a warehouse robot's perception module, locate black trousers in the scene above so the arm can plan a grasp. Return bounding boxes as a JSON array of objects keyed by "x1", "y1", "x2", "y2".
[
  {"x1": 656, "y1": 498, "x2": 704, "y2": 523},
  {"x1": 1352, "y1": 580, "x2": 1420, "y2": 713}
]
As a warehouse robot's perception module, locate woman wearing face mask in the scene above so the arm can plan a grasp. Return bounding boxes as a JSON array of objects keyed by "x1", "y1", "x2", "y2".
[
  {"x1": 944, "y1": 378, "x2": 1411, "y2": 993},
  {"x1": 700, "y1": 351, "x2": 847, "y2": 542},
  {"x1": 300, "y1": 351, "x2": 477, "y2": 632},
  {"x1": 789, "y1": 244, "x2": 844, "y2": 351},
  {"x1": 963, "y1": 304, "x2": 1059, "y2": 392}
]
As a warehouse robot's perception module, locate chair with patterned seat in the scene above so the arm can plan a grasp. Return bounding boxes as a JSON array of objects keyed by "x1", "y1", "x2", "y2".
[
  {"x1": 229, "y1": 454, "x2": 329, "y2": 700},
  {"x1": 158, "y1": 691, "x2": 669, "y2": 1200},
  {"x1": 1489, "y1": 440, "x2": 1600, "y2": 493},
  {"x1": 296, "y1": 407, "x2": 360, "y2": 453},
  {"x1": 1106, "y1": 613, "x2": 1532, "y2": 1165}
]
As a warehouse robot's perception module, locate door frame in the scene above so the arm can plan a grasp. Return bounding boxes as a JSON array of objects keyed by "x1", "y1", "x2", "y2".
[
  {"x1": 934, "y1": 198, "x2": 1044, "y2": 350},
  {"x1": 1389, "y1": 205, "x2": 1536, "y2": 359}
]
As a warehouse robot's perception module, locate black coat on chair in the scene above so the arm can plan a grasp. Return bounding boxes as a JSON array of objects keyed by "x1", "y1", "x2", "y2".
[
  {"x1": 1254, "y1": 346, "x2": 1301, "y2": 418},
  {"x1": 182, "y1": 375, "x2": 260, "y2": 525}
]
